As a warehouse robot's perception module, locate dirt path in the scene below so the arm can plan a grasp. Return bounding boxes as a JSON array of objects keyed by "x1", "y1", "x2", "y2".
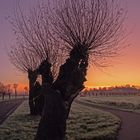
[
  {"x1": 0, "y1": 99, "x2": 24, "y2": 125},
  {"x1": 75, "y1": 100, "x2": 140, "y2": 140}
]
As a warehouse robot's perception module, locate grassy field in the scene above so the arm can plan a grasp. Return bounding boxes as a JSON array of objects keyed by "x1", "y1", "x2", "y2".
[
  {"x1": 79, "y1": 96, "x2": 140, "y2": 112},
  {"x1": 0, "y1": 101, "x2": 120, "y2": 140}
]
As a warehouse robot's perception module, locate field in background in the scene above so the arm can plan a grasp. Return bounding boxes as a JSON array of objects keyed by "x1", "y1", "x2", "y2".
[
  {"x1": 78, "y1": 96, "x2": 140, "y2": 112},
  {"x1": 0, "y1": 101, "x2": 120, "y2": 140}
]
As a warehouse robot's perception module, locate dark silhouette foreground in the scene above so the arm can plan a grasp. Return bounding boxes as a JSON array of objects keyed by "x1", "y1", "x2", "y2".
[{"x1": 9, "y1": 0, "x2": 125, "y2": 139}]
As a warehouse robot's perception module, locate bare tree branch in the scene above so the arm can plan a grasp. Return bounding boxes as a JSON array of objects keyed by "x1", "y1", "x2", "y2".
[
  {"x1": 9, "y1": 45, "x2": 40, "y2": 73},
  {"x1": 9, "y1": 1, "x2": 65, "y2": 79},
  {"x1": 50, "y1": 0, "x2": 126, "y2": 63}
]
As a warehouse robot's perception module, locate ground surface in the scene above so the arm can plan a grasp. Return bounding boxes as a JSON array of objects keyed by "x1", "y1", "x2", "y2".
[
  {"x1": 76, "y1": 99, "x2": 140, "y2": 140},
  {"x1": 0, "y1": 100, "x2": 120, "y2": 140},
  {"x1": 79, "y1": 96, "x2": 140, "y2": 112},
  {"x1": 0, "y1": 99, "x2": 24, "y2": 125}
]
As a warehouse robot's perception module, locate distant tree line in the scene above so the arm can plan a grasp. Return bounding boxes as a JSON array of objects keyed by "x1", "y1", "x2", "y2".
[
  {"x1": 0, "y1": 83, "x2": 28, "y2": 100},
  {"x1": 82, "y1": 85, "x2": 140, "y2": 96},
  {"x1": 0, "y1": 82, "x2": 13, "y2": 100}
]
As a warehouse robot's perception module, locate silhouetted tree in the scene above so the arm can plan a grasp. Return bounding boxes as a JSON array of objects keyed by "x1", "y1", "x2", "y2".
[
  {"x1": 13, "y1": 83, "x2": 18, "y2": 98},
  {"x1": 0, "y1": 82, "x2": 5, "y2": 100},
  {"x1": 6, "y1": 84, "x2": 11, "y2": 99},
  {"x1": 33, "y1": 82, "x2": 44, "y2": 115},
  {"x1": 24, "y1": 86, "x2": 28, "y2": 97},
  {"x1": 35, "y1": 0, "x2": 126, "y2": 139},
  {"x1": 10, "y1": 46, "x2": 40, "y2": 114},
  {"x1": 8, "y1": 0, "x2": 126, "y2": 138},
  {"x1": 9, "y1": 3, "x2": 64, "y2": 115}
]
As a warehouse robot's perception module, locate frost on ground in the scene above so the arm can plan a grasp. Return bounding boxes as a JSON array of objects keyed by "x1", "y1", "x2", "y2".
[
  {"x1": 0, "y1": 101, "x2": 120, "y2": 140},
  {"x1": 79, "y1": 96, "x2": 140, "y2": 112},
  {"x1": 0, "y1": 101, "x2": 40, "y2": 140},
  {"x1": 66, "y1": 103, "x2": 120, "y2": 140}
]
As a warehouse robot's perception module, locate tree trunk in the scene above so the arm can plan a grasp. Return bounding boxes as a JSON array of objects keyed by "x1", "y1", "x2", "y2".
[
  {"x1": 29, "y1": 90, "x2": 36, "y2": 115},
  {"x1": 2, "y1": 92, "x2": 5, "y2": 100},
  {"x1": 34, "y1": 94, "x2": 44, "y2": 115},
  {"x1": 9, "y1": 93, "x2": 11, "y2": 99},
  {"x1": 34, "y1": 82, "x2": 44, "y2": 115},
  {"x1": 28, "y1": 70, "x2": 38, "y2": 115},
  {"x1": 35, "y1": 86, "x2": 67, "y2": 140},
  {"x1": 35, "y1": 48, "x2": 88, "y2": 139},
  {"x1": 15, "y1": 89, "x2": 17, "y2": 98}
]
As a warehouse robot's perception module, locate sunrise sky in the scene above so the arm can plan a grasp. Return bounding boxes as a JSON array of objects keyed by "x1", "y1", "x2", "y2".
[{"x1": 0, "y1": 0, "x2": 140, "y2": 92}]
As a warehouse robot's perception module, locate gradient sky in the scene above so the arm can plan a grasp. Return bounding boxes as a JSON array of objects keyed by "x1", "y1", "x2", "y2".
[{"x1": 0, "y1": 0, "x2": 140, "y2": 92}]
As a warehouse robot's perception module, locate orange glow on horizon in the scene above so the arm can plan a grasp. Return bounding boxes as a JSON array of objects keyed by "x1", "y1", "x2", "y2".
[
  {"x1": 17, "y1": 84, "x2": 28, "y2": 93},
  {"x1": 84, "y1": 44, "x2": 140, "y2": 89},
  {"x1": 4, "y1": 46, "x2": 140, "y2": 93}
]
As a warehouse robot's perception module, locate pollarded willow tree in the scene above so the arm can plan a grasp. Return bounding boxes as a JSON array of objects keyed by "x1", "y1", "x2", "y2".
[
  {"x1": 9, "y1": 3, "x2": 64, "y2": 115},
  {"x1": 35, "y1": 0, "x2": 126, "y2": 139},
  {"x1": 9, "y1": 46, "x2": 41, "y2": 115}
]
